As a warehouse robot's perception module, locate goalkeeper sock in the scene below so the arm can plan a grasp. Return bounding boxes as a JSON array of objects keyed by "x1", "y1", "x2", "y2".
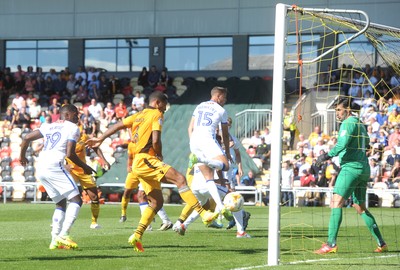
[
  {"x1": 327, "y1": 208, "x2": 342, "y2": 247},
  {"x1": 361, "y1": 210, "x2": 385, "y2": 246}
]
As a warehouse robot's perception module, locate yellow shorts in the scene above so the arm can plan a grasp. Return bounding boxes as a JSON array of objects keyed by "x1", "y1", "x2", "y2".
[
  {"x1": 125, "y1": 172, "x2": 140, "y2": 190},
  {"x1": 71, "y1": 170, "x2": 96, "y2": 189},
  {"x1": 131, "y1": 153, "x2": 171, "y2": 195}
]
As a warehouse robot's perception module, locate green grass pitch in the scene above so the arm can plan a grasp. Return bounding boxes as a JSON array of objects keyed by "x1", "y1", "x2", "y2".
[{"x1": 0, "y1": 203, "x2": 399, "y2": 270}]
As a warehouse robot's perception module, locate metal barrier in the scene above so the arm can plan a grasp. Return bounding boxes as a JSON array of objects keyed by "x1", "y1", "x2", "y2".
[
  {"x1": 234, "y1": 109, "x2": 273, "y2": 140},
  {"x1": 1, "y1": 182, "x2": 38, "y2": 204}
]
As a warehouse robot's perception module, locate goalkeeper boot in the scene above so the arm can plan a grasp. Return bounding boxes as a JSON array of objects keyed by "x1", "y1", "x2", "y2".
[
  {"x1": 374, "y1": 244, "x2": 388, "y2": 253},
  {"x1": 55, "y1": 235, "x2": 78, "y2": 249},
  {"x1": 314, "y1": 243, "x2": 338, "y2": 254},
  {"x1": 128, "y1": 234, "x2": 144, "y2": 252},
  {"x1": 119, "y1": 216, "x2": 127, "y2": 223}
]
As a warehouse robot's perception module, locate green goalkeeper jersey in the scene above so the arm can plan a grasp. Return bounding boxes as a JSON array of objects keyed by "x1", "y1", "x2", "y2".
[{"x1": 328, "y1": 116, "x2": 369, "y2": 169}]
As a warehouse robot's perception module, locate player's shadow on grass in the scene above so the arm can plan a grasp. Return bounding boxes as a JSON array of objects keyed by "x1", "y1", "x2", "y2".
[{"x1": 25, "y1": 254, "x2": 156, "y2": 261}]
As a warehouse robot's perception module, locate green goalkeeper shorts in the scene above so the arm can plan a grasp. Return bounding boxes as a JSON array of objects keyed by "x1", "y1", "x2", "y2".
[{"x1": 333, "y1": 164, "x2": 370, "y2": 205}]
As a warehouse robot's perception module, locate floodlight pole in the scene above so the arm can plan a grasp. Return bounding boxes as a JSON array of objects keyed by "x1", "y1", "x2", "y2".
[{"x1": 268, "y1": 3, "x2": 288, "y2": 266}]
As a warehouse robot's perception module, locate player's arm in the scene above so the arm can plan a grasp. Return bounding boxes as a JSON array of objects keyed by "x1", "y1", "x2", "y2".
[
  {"x1": 93, "y1": 146, "x2": 111, "y2": 170},
  {"x1": 152, "y1": 130, "x2": 163, "y2": 160},
  {"x1": 188, "y1": 116, "x2": 195, "y2": 139},
  {"x1": 86, "y1": 121, "x2": 126, "y2": 148},
  {"x1": 220, "y1": 123, "x2": 232, "y2": 161},
  {"x1": 234, "y1": 148, "x2": 243, "y2": 177},
  {"x1": 20, "y1": 130, "x2": 43, "y2": 166},
  {"x1": 328, "y1": 122, "x2": 353, "y2": 157},
  {"x1": 66, "y1": 140, "x2": 96, "y2": 175}
]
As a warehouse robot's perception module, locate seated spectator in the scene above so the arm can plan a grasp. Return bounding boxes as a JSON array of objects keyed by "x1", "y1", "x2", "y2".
[
  {"x1": 114, "y1": 100, "x2": 128, "y2": 120},
  {"x1": 249, "y1": 130, "x2": 262, "y2": 148},
  {"x1": 11, "y1": 92, "x2": 25, "y2": 112},
  {"x1": 297, "y1": 157, "x2": 311, "y2": 177},
  {"x1": 147, "y1": 65, "x2": 160, "y2": 88},
  {"x1": 369, "y1": 158, "x2": 381, "y2": 185},
  {"x1": 138, "y1": 67, "x2": 149, "y2": 88},
  {"x1": 262, "y1": 127, "x2": 272, "y2": 145},
  {"x1": 75, "y1": 85, "x2": 88, "y2": 103},
  {"x1": 385, "y1": 125, "x2": 400, "y2": 151},
  {"x1": 308, "y1": 126, "x2": 330, "y2": 148},
  {"x1": 300, "y1": 168, "x2": 315, "y2": 187},
  {"x1": 82, "y1": 115, "x2": 96, "y2": 137},
  {"x1": 104, "y1": 102, "x2": 115, "y2": 124},
  {"x1": 10, "y1": 106, "x2": 31, "y2": 129},
  {"x1": 88, "y1": 98, "x2": 104, "y2": 121},
  {"x1": 385, "y1": 147, "x2": 400, "y2": 168},
  {"x1": 313, "y1": 137, "x2": 329, "y2": 158},
  {"x1": 296, "y1": 133, "x2": 310, "y2": 154},
  {"x1": 246, "y1": 145, "x2": 256, "y2": 158},
  {"x1": 48, "y1": 98, "x2": 60, "y2": 116},
  {"x1": 376, "y1": 109, "x2": 388, "y2": 129},
  {"x1": 377, "y1": 129, "x2": 388, "y2": 147},
  {"x1": 387, "y1": 109, "x2": 400, "y2": 129},
  {"x1": 240, "y1": 170, "x2": 256, "y2": 186},
  {"x1": 292, "y1": 146, "x2": 307, "y2": 168},
  {"x1": 389, "y1": 159, "x2": 400, "y2": 188},
  {"x1": 28, "y1": 98, "x2": 41, "y2": 119},
  {"x1": 66, "y1": 74, "x2": 77, "y2": 95},
  {"x1": 50, "y1": 107, "x2": 60, "y2": 123},
  {"x1": 253, "y1": 137, "x2": 270, "y2": 170},
  {"x1": 131, "y1": 90, "x2": 145, "y2": 111}
]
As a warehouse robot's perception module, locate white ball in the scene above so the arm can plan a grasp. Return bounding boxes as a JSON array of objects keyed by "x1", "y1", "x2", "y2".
[{"x1": 223, "y1": 192, "x2": 244, "y2": 212}]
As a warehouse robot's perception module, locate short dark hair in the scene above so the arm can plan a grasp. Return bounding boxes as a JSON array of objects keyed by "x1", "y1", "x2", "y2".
[
  {"x1": 60, "y1": 104, "x2": 78, "y2": 115},
  {"x1": 335, "y1": 96, "x2": 360, "y2": 111},
  {"x1": 149, "y1": 91, "x2": 168, "y2": 104}
]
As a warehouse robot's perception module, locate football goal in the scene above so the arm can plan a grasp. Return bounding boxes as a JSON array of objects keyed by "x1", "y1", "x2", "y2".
[{"x1": 269, "y1": 3, "x2": 400, "y2": 266}]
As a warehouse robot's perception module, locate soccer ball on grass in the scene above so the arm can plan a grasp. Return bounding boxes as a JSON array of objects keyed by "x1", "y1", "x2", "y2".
[{"x1": 223, "y1": 192, "x2": 244, "y2": 212}]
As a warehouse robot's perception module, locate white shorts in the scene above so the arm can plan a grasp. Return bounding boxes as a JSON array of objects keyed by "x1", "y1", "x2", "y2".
[
  {"x1": 190, "y1": 136, "x2": 224, "y2": 162},
  {"x1": 36, "y1": 162, "x2": 80, "y2": 203}
]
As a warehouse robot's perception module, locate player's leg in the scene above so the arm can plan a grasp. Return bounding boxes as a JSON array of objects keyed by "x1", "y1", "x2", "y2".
[
  {"x1": 49, "y1": 198, "x2": 67, "y2": 249},
  {"x1": 352, "y1": 171, "x2": 387, "y2": 252},
  {"x1": 164, "y1": 166, "x2": 218, "y2": 224},
  {"x1": 120, "y1": 188, "x2": 133, "y2": 222},
  {"x1": 121, "y1": 172, "x2": 140, "y2": 222},
  {"x1": 137, "y1": 189, "x2": 153, "y2": 231},
  {"x1": 85, "y1": 187, "x2": 101, "y2": 229},
  {"x1": 315, "y1": 167, "x2": 356, "y2": 254},
  {"x1": 157, "y1": 207, "x2": 173, "y2": 231},
  {"x1": 129, "y1": 186, "x2": 163, "y2": 252},
  {"x1": 181, "y1": 189, "x2": 209, "y2": 232}
]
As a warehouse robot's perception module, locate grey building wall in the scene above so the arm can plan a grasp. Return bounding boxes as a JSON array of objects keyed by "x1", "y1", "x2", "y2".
[
  {"x1": 0, "y1": 0, "x2": 398, "y2": 39},
  {"x1": 0, "y1": 0, "x2": 398, "y2": 77}
]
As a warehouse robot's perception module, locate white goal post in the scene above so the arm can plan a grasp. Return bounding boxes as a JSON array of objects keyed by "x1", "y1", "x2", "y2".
[{"x1": 268, "y1": 3, "x2": 370, "y2": 266}]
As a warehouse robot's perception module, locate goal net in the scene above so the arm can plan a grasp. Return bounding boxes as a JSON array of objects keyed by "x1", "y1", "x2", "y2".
[{"x1": 268, "y1": 3, "x2": 400, "y2": 266}]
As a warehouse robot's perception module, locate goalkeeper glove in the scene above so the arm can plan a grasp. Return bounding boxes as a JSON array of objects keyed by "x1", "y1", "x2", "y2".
[{"x1": 315, "y1": 152, "x2": 331, "y2": 167}]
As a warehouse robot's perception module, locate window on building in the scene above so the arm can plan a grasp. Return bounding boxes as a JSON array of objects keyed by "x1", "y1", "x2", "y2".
[
  {"x1": 6, "y1": 40, "x2": 68, "y2": 72},
  {"x1": 165, "y1": 37, "x2": 232, "y2": 71},
  {"x1": 338, "y1": 33, "x2": 375, "y2": 68},
  {"x1": 248, "y1": 36, "x2": 275, "y2": 70},
  {"x1": 85, "y1": 39, "x2": 149, "y2": 72}
]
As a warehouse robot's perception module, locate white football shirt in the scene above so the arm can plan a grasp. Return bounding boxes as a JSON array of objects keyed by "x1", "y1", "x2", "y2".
[
  {"x1": 191, "y1": 100, "x2": 228, "y2": 140},
  {"x1": 38, "y1": 120, "x2": 80, "y2": 165}
]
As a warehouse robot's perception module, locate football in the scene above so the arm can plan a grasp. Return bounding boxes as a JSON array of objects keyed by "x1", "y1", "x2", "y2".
[{"x1": 223, "y1": 192, "x2": 244, "y2": 212}]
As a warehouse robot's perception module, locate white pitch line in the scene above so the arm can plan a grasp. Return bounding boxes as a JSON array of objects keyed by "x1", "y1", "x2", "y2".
[
  {"x1": 230, "y1": 254, "x2": 399, "y2": 269},
  {"x1": 288, "y1": 254, "x2": 399, "y2": 265}
]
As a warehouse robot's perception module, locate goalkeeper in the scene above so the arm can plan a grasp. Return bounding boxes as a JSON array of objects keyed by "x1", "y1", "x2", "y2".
[{"x1": 314, "y1": 96, "x2": 387, "y2": 254}]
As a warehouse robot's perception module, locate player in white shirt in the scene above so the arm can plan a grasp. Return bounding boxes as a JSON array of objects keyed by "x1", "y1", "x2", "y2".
[
  {"x1": 19, "y1": 104, "x2": 95, "y2": 250},
  {"x1": 176, "y1": 165, "x2": 250, "y2": 238},
  {"x1": 188, "y1": 87, "x2": 233, "y2": 220}
]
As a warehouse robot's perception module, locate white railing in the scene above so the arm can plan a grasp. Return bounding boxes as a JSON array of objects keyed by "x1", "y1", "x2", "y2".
[
  {"x1": 1, "y1": 182, "x2": 38, "y2": 204},
  {"x1": 234, "y1": 109, "x2": 273, "y2": 140}
]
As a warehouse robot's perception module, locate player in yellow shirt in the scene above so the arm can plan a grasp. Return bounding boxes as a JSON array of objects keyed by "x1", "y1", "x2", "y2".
[
  {"x1": 87, "y1": 91, "x2": 218, "y2": 252},
  {"x1": 66, "y1": 125, "x2": 110, "y2": 229},
  {"x1": 120, "y1": 141, "x2": 172, "y2": 231}
]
